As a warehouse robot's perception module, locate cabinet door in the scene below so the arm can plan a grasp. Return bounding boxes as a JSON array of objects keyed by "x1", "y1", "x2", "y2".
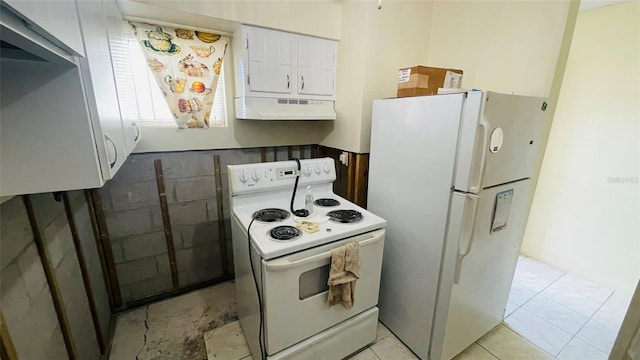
[
  {"x1": 0, "y1": 60, "x2": 105, "y2": 196},
  {"x1": 76, "y1": 0, "x2": 127, "y2": 179},
  {"x1": 3, "y1": 0, "x2": 85, "y2": 56},
  {"x1": 103, "y1": 0, "x2": 140, "y2": 153},
  {"x1": 246, "y1": 27, "x2": 294, "y2": 94},
  {"x1": 297, "y1": 36, "x2": 336, "y2": 97}
]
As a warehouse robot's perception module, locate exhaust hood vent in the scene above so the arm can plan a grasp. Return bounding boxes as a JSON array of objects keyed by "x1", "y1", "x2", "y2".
[{"x1": 235, "y1": 97, "x2": 336, "y2": 120}]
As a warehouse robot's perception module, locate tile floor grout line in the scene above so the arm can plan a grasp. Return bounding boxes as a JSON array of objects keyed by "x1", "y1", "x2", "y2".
[
  {"x1": 367, "y1": 345, "x2": 382, "y2": 360},
  {"x1": 509, "y1": 270, "x2": 566, "y2": 316},
  {"x1": 368, "y1": 345, "x2": 383, "y2": 360},
  {"x1": 474, "y1": 341, "x2": 501, "y2": 360},
  {"x1": 559, "y1": 290, "x2": 621, "y2": 356},
  {"x1": 501, "y1": 317, "x2": 564, "y2": 358},
  {"x1": 516, "y1": 259, "x2": 616, "y2": 359},
  {"x1": 506, "y1": 267, "x2": 572, "y2": 359}
]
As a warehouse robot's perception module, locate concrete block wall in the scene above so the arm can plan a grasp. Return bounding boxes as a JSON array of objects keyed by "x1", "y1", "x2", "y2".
[
  {"x1": 100, "y1": 146, "x2": 312, "y2": 302},
  {"x1": 0, "y1": 192, "x2": 109, "y2": 360},
  {"x1": 68, "y1": 191, "x2": 111, "y2": 349},
  {"x1": 0, "y1": 196, "x2": 68, "y2": 360}
]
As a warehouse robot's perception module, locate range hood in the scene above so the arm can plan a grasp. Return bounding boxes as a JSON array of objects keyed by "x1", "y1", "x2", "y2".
[{"x1": 235, "y1": 97, "x2": 336, "y2": 120}]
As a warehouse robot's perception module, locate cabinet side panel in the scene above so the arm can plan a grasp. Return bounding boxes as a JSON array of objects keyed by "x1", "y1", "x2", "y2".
[{"x1": 0, "y1": 60, "x2": 103, "y2": 196}]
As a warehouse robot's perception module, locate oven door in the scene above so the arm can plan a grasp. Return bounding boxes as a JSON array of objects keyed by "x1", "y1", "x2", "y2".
[{"x1": 262, "y1": 228, "x2": 385, "y2": 355}]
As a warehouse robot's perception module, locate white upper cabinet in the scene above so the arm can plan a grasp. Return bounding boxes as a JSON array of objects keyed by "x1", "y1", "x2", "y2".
[
  {"x1": 0, "y1": 0, "x2": 137, "y2": 196},
  {"x1": 247, "y1": 27, "x2": 294, "y2": 94},
  {"x1": 235, "y1": 25, "x2": 337, "y2": 100},
  {"x1": 76, "y1": 0, "x2": 127, "y2": 178},
  {"x1": 102, "y1": 0, "x2": 141, "y2": 154},
  {"x1": 297, "y1": 36, "x2": 336, "y2": 97},
  {"x1": 3, "y1": 0, "x2": 85, "y2": 57}
]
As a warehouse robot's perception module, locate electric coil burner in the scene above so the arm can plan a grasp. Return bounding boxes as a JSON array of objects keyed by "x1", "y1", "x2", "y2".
[
  {"x1": 253, "y1": 208, "x2": 290, "y2": 222},
  {"x1": 269, "y1": 225, "x2": 302, "y2": 241},
  {"x1": 327, "y1": 209, "x2": 364, "y2": 224},
  {"x1": 314, "y1": 198, "x2": 340, "y2": 207}
]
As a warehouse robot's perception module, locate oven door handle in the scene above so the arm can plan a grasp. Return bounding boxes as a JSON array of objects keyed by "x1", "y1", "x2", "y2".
[{"x1": 264, "y1": 231, "x2": 384, "y2": 272}]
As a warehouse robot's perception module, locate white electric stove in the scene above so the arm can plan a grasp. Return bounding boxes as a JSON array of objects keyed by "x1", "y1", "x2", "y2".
[{"x1": 229, "y1": 158, "x2": 386, "y2": 360}]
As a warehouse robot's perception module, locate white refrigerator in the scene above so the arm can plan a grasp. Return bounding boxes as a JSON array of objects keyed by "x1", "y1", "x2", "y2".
[{"x1": 368, "y1": 91, "x2": 548, "y2": 360}]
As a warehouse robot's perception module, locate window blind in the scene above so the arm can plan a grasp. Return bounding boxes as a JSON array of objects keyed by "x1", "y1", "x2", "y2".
[{"x1": 109, "y1": 22, "x2": 226, "y2": 127}]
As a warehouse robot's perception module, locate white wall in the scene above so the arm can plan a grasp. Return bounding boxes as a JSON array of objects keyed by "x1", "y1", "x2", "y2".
[
  {"x1": 427, "y1": 0, "x2": 571, "y2": 97},
  {"x1": 521, "y1": 2, "x2": 640, "y2": 294},
  {"x1": 321, "y1": 1, "x2": 432, "y2": 153}
]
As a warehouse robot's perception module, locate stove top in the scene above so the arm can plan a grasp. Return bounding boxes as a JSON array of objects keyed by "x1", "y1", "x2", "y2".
[
  {"x1": 232, "y1": 189, "x2": 386, "y2": 259},
  {"x1": 229, "y1": 158, "x2": 386, "y2": 260},
  {"x1": 269, "y1": 225, "x2": 302, "y2": 241},
  {"x1": 314, "y1": 198, "x2": 340, "y2": 207},
  {"x1": 253, "y1": 208, "x2": 290, "y2": 222},
  {"x1": 327, "y1": 209, "x2": 363, "y2": 224}
]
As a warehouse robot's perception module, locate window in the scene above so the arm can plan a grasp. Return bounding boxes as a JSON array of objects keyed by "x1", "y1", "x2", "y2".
[{"x1": 109, "y1": 22, "x2": 227, "y2": 127}]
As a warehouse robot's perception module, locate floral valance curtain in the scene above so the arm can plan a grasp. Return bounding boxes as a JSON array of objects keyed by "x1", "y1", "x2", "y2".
[{"x1": 131, "y1": 22, "x2": 228, "y2": 129}]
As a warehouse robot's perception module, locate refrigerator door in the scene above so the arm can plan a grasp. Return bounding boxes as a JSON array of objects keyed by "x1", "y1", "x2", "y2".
[
  {"x1": 439, "y1": 178, "x2": 533, "y2": 360},
  {"x1": 454, "y1": 92, "x2": 548, "y2": 192},
  {"x1": 369, "y1": 94, "x2": 465, "y2": 360}
]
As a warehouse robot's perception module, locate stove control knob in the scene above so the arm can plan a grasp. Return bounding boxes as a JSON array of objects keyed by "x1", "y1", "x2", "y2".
[
  {"x1": 251, "y1": 171, "x2": 260, "y2": 182},
  {"x1": 303, "y1": 167, "x2": 312, "y2": 177},
  {"x1": 239, "y1": 171, "x2": 248, "y2": 183},
  {"x1": 314, "y1": 165, "x2": 321, "y2": 174},
  {"x1": 323, "y1": 165, "x2": 331, "y2": 174}
]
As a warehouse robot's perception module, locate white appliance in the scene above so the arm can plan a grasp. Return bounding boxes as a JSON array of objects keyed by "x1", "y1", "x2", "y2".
[
  {"x1": 229, "y1": 158, "x2": 386, "y2": 360},
  {"x1": 368, "y1": 91, "x2": 548, "y2": 360},
  {"x1": 234, "y1": 97, "x2": 336, "y2": 121}
]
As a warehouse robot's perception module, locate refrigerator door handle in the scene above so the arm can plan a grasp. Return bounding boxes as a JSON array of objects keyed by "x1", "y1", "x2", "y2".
[
  {"x1": 469, "y1": 118, "x2": 490, "y2": 193},
  {"x1": 454, "y1": 193, "x2": 480, "y2": 284}
]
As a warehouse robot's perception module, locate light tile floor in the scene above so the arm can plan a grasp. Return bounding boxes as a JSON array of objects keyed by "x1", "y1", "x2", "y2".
[
  {"x1": 205, "y1": 319, "x2": 554, "y2": 360},
  {"x1": 109, "y1": 257, "x2": 632, "y2": 360},
  {"x1": 504, "y1": 255, "x2": 632, "y2": 360}
]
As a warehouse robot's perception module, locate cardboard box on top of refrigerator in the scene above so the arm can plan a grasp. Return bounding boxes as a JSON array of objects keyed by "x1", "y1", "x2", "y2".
[{"x1": 397, "y1": 66, "x2": 463, "y2": 97}]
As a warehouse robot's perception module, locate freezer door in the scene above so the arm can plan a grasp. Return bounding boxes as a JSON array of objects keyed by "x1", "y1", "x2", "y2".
[
  {"x1": 455, "y1": 92, "x2": 548, "y2": 192},
  {"x1": 439, "y1": 179, "x2": 533, "y2": 360}
]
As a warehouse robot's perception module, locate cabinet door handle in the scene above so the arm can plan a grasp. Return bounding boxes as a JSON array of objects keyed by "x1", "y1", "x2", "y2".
[
  {"x1": 104, "y1": 134, "x2": 118, "y2": 169},
  {"x1": 301, "y1": 75, "x2": 305, "y2": 91},
  {"x1": 132, "y1": 122, "x2": 140, "y2": 142},
  {"x1": 287, "y1": 74, "x2": 290, "y2": 90}
]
